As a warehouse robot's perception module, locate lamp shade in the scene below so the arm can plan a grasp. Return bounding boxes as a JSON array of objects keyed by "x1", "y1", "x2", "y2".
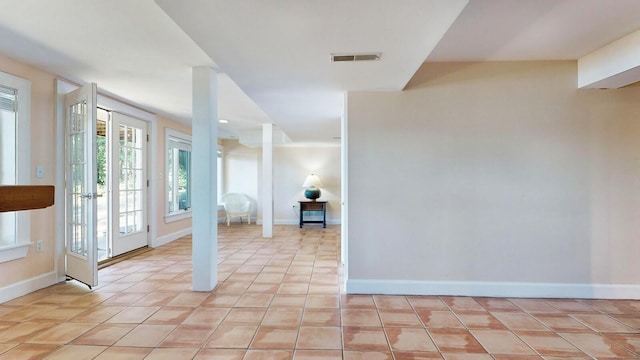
[{"x1": 302, "y1": 174, "x2": 323, "y2": 188}]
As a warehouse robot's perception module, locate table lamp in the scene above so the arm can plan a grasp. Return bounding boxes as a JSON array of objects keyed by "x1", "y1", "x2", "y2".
[{"x1": 302, "y1": 174, "x2": 322, "y2": 201}]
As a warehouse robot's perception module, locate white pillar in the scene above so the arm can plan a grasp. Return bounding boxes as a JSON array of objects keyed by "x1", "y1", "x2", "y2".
[
  {"x1": 191, "y1": 66, "x2": 218, "y2": 291},
  {"x1": 341, "y1": 93, "x2": 348, "y2": 269},
  {"x1": 262, "y1": 123, "x2": 273, "y2": 238}
]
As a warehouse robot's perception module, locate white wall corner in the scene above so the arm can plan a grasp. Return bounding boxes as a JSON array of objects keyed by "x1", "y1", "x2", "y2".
[
  {"x1": 346, "y1": 279, "x2": 640, "y2": 300},
  {"x1": 262, "y1": 123, "x2": 274, "y2": 238},
  {"x1": 578, "y1": 28, "x2": 640, "y2": 88}
]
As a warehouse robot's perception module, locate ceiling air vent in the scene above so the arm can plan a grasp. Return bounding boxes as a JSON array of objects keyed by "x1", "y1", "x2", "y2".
[{"x1": 331, "y1": 52, "x2": 381, "y2": 62}]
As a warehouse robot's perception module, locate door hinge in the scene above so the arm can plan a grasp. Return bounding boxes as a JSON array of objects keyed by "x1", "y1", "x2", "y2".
[
  {"x1": 147, "y1": 225, "x2": 150, "y2": 232},
  {"x1": 146, "y1": 134, "x2": 149, "y2": 142},
  {"x1": 147, "y1": 179, "x2": 149, "y2": 187}
]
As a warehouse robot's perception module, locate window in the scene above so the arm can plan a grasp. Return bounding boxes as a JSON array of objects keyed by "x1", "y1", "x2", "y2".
[
  {"x1": 166, "y1": 129, "x2": 191, "y2": 220},
  {"x1": 0, "y1": 85, "x2": 17, "y2": 247},
  {"x1": 0, "y1": 70, "x2": 31, "y2": 260}
]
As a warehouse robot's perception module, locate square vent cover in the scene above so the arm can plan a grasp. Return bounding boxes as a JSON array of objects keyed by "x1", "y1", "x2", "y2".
[{"x1": 331, "y1": 52, "x2": 381, "y2": 62}]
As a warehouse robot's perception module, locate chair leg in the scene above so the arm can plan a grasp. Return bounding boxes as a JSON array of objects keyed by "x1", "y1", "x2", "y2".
[{"x1": 226, "y1": 216, "x2": 230, "y2": 226}]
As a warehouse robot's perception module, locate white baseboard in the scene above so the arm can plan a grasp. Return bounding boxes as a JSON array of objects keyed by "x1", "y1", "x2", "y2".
[
  {"x1": 0, "y1": 271, "x2": 59, "y2": 303},
  {"x1": 256, "y1": 219, "x2": 341, "y2": 225},
  {"x1": 151, "y1": 227, "x2": 192, "y2": 248},
  {"x1": 274, "y1": 219, "x2": 299, "y2": 225},
  {"x1": 346, "y1": 279, "x2": 640, "y2": 300}
]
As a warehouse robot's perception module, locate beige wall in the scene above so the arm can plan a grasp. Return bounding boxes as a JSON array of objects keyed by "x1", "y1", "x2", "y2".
[
  {"x1": 347, "y1": 61, "x2": 640, "y2": 298},
  {"x1": 273, "y1": 146, "x2": 341, "y2": 224},
  {"x1": 0, "y1": 54, "x2": 56, "y2": 287}
]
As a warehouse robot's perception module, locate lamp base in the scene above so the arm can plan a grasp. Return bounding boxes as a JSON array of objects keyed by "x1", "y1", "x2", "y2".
[{"x1": 304, "y1": 188, "x2": 321, "y2": 201}]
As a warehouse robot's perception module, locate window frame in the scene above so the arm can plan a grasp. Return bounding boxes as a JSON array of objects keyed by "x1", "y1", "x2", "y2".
[
  {"x1": 165, "y1": 128, "x2": 192, "y2": 222},
  {"x1": 0, "y1": 70, "x2": 31, "y2": 262}
]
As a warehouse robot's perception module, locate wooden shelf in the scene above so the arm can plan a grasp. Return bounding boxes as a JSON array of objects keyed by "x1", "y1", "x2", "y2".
[{"x1": 0, "y1": 185, "x2": 55, "y2": 213}]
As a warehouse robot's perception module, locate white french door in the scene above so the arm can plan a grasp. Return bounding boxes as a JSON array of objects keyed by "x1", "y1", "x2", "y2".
[
  {"x1": 65, "y1": 83, "x2": 98, "y2": 288},
  {"x1": 110, "y1": 113, "x2": 148, "y2": 257}
]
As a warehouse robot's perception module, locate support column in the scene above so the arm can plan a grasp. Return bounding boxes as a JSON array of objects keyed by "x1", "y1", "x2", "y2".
[
  {"x1": 262, "y1": 123, "x2": 273, "y2": 238},
  {"x1": 341, "y1": 93, "x2": 348, "y2": 269},
  {"x1": 192, "y1": 66, "x2": 218, "y2": 291}
]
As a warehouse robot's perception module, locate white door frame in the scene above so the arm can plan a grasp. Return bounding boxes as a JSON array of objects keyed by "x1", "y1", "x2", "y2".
[{"x1": 55, "y1": 79, "x2": 158, "y2": 282}]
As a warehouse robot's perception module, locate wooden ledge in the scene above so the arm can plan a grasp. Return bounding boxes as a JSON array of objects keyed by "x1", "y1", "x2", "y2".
[{"x1": 0, "y1": 185, "x2": 55, "y2": 213}]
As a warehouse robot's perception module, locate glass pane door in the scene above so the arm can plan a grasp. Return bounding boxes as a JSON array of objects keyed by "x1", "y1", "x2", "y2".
[
  {"x1": 68, "y1": 100, "x2": 87, "y2": 257},
  {"x1": 119, "y1": 124, "x2": 144, "y2": 235},
  {"x1": 65, "y1": 83, "x2": 98, "y2": 288},
  {"x1": 111, "y1": 113, "x2": 147, "y2": 257}
]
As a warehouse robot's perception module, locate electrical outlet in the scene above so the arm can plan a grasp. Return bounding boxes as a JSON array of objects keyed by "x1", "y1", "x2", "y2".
[{"x1": 36, "y1": 240, "x2": 43, "y2": 253}]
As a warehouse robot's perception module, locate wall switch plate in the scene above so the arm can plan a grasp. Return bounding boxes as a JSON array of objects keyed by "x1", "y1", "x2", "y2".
[
  {"x1": 35, "y1": 165, "x2": 44, "y2": 178},
  {"x1": 36, "y1": 240, "x2": 43, "y2": 253}
]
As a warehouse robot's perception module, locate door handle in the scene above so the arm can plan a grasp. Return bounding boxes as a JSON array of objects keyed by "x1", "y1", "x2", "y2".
[{"x1": 79, "y1": 193, "x2": 101, "y2": 199}]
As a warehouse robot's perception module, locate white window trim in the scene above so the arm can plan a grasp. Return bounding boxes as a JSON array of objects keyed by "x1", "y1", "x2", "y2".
[
  {"x1": 0, "y1": 70, "x2": 31, "y2": 263},
  {"x1": 217, "y1": 144, "x2": 223, "y2": 205},
  {"x1": 165, "y1": 128, "x2": 192, "y2": 222}
]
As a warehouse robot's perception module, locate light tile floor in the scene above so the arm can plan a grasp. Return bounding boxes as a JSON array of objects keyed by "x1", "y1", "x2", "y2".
[{"x1": 0, "y1": 225, "x2": 639, "y2": 359}]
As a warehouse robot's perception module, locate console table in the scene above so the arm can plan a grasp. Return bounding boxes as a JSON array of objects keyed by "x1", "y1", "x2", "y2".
[{"x1": 298, "y1": 201, "x2": 326, "y2": 228}]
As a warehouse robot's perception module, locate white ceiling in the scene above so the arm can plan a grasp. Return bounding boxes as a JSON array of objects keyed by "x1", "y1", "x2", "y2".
[
  {"x1": 155, "y1": 0, "x2": 468, "y2": 143},
  {"x1": 0, "y1": 0, "x2": 271, "y2": 139},
  {"x1": 0, "y1": 0, "x2": 640, "y2": 144}
]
